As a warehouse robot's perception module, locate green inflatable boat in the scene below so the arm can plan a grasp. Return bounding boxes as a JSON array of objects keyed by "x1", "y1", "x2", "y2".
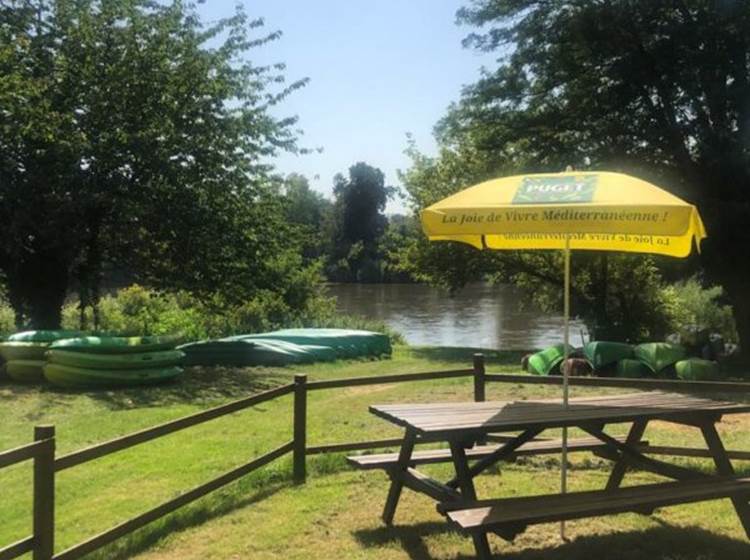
[
  {"x1": 527, "y1": 344, "x2": 573, "y2": 376},
  {"x1": 47, "y1": 349, "x2": 185, "y2": 370},
  {"x1": 583, "y1": 341, "x2": 634, "y2": 370},
  {"x1": 675, "y1": 358, "x2": 721, "y2": 381},
  {"x1": 0, "y1": 341, "x2": 49, "y2": 361},
  {"x1": 5, "y1": 360, "x2": 46, "y2": 382},
  {"x1": 8, "y1": 330, "x2": 85, "y2": 343},
  {"x1": 43, "y1": 363, "x2": 183, "y2": 388},
  {"x1": 49, "y1": 335, "x2": 180, "y2": 354},
  {"x1": 634, "y1": 342, "x2": 686, "y2": 374},
  {"x1": 180, "y1": 329, "x2": 390, "y2": 367},
  {"x1": 614, "y1": 358, "x2": 652, "y2": 379}
]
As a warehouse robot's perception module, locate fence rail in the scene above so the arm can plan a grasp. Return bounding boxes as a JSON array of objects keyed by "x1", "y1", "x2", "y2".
[
  {"x1": 484, "y1": 372, "x2": 750, "y2": 393},
  {"x1": 55, "y1": 383, "x2": 295, "y2": 472},
  {"x1": 2, "y1": 353, "x2": 749, "y2": 560}
]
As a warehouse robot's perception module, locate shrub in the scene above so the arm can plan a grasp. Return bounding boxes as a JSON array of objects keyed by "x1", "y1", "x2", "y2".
[
  {"x1": 0, "y1": 300, "x2": 14, "y2": 337},
  {"x1": 58, "y1": 283, "x2": 403, "y2": 345},
  {"x1": 662, "y1": 277, "x2": 737, "y2": 342}
]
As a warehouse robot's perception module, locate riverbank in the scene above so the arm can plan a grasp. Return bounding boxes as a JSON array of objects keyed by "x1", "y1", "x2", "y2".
[{"x1": 1, "y1": 346, "x2": 748, "y2": 559}]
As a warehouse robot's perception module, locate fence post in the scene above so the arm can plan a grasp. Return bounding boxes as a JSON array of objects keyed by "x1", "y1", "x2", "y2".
[
  {"x1": 293, "y1": 374, "x2": 307, "y2": 484},
  {"x1": 33, "y1": 425, "x2": 55, "y2": 560},
  {"x1": 473, "y1": 353, "x2": 486, "y2": 403},
  {"x1": 473, "y1": 354, "x2": 486, "y2": 446}
]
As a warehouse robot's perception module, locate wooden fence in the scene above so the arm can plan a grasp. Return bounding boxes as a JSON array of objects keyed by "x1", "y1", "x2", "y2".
[{"x1": 2, "y1": 354, "x2": 750, "y2": 560}]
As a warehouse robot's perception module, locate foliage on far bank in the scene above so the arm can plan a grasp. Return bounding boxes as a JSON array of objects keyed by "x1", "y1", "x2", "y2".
[{"x1": 282, "y1": 165, "x2": 414, "y2": 284}]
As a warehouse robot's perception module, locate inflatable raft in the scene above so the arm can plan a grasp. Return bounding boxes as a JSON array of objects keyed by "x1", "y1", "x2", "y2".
[
  {"x1": 44, "y1": 336, "x2": 184, "y2": 388},
  {"x1": 1, "y1": 331, "x2": 86, "y2": 382},
  {"x1": 180, "y1": 328, "x2": 391, "y2": 367}
]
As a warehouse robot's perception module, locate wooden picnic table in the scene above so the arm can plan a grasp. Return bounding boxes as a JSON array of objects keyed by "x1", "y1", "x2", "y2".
[{"x1": 360, "y1": 391, "x2": 750, "y2": 559}]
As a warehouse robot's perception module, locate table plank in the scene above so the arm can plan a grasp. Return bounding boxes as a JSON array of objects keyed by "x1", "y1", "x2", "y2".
[{"x1": 370, "y1": 392, "x2": 750, "y2": 438}]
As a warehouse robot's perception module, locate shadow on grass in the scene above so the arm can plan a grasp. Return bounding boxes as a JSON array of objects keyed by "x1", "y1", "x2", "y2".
[
  {"x1": 0, "y1": 365, "x2": 292, "y2": 411},
  {"x1": 87, "y1": 468, "x2": 293, "y2": 560},
  {"x1": 87, "y1": 366, "x2": 291, "y2": 410},
  {"x1": 410, "y1": 346, "x2": 528, "y2": 368},
  {"x1": 354, "y1": 522, "x2": 750, "y2": 560}
]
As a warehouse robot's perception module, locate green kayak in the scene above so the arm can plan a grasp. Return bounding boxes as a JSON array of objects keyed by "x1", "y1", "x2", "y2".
[
  {"x1": 634, "y1": 342, "x2": 686, "y2": 374},
  {"x1": 614, "y1": 358, "x2": 652, "y2": 379},
  {"x1": 43, "y1": 363, "x2": 183, "y2": 388},
  {"x1": 5, "y1": 360, "x2": 46, "y2": 382},
  {"x1": 49, "y1": 335, "x2": 180, "y2": 354},
  {"x1": 675, "y1": 359, "x2": 721, "y2": 381},
  {"x1": 527, "y1": 344, "x2": 573, "y2": 376},
  {"x1": 0, "y1": 341, "x2": 49, "y2": 361},
  {"x1": 8, "y1": 330, "x2": 84, "y2": 343},
  {"x1": 583, "y1": 341, "x2": 633, "y2": 370},
  {"x1": 47, "y1": 349, "x2": 185, "y2": 370}
]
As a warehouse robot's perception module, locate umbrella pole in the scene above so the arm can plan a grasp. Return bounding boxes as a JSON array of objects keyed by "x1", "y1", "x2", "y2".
[{"x1": 560, "y1": 234, "x2": 571, "y2": 540}]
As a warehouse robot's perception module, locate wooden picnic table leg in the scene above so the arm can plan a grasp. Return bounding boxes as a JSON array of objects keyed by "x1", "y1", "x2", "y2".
[
  {"x1": 382, "y1": 428, "x2": 417, "y2": 526},
  {"x1": 450, "y1": 440, "x2": 493, "y2": 560},
  {"x1": 446, "y1": 427, "x2": 543, "y2": 489},
  {"x1": 605, "y1": 419, "x2": 648, "y2": 491},
  {"x1": 700, "y1": 421, "x2": 750, "y2": 538}
]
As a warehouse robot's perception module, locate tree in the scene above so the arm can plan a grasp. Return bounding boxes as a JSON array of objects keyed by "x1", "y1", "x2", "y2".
[
  {"x1": 327, "y1": 162, "x2": 394, "y2": 281},
  {"x1": 406, "y1": 1, "x2": 750, "y2": 349},
  {"x1": 281, "y1": 173, "x2": 332, "y2": 259},
  {"x1": 0, "y1": 1, "x2": 307, "y2": 328}
]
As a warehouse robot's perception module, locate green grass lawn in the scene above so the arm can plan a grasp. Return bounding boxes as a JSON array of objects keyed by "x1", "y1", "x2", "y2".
[{"x1": 1, "y1": 346, "x2": 749, "y2": 559}]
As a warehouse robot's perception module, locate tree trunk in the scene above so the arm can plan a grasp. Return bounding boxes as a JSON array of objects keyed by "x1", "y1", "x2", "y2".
[{"x1": 6, "y1": 251, "x2": 70, "y2": 330}]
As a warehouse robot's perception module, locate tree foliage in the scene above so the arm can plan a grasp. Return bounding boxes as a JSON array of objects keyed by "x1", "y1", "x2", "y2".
[
  {"x1": 327, "y1": 162, "x2": 395, "y2": 281},
  {"x1": 446, "y1": 0, "x2": 750, "y2": 350},
  {"x1": 400, "y1": 0, "x2": 750, "y2": 346},
  {"x1": 0, "y1": 0, "x2": 308, "y2": 328}
]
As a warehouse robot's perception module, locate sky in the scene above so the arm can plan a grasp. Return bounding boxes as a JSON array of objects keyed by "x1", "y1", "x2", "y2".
[{"x1": 196, "y1": 0, "x2": 496, "y2": 213}]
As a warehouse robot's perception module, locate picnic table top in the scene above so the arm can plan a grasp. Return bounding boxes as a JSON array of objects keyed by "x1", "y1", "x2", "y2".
[{"x1": 370, "y1": 391, "x2": 750, "y2": 437}]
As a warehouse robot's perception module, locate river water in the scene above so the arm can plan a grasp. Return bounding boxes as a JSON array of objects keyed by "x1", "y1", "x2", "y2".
[{"x1": 329, "y1": 283, "x2": 586, "y2": 350}]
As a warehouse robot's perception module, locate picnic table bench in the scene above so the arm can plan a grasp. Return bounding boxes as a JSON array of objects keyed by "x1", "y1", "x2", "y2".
[{"x1": 348, "y1": 391, "x2": 750, "y2": 559}]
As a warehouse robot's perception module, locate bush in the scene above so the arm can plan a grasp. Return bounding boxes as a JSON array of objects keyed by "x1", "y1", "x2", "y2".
[
  {"x1": 0, "y1": 300, "x2": 14, "y2": 337},
  {"x1": 662, "y1": 277, "x2": 737, "y2": 342},
  {"x1": 58, "y1": 283, "x2": 403, "y2": 346}
]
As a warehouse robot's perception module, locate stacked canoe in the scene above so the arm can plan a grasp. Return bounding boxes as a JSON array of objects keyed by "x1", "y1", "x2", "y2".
[
  {"x1": 525, "y1": 340, "x2": 722, "y2": 381},
  {"x1": 0, "y1": 330, "x2": 84, "y2": 382},
  {"x1": 179, "y1": 328, "x2": 392, "y2": 367},
  {"x1": 44, "y1": 336, "x2": 184, "y2": 387}
]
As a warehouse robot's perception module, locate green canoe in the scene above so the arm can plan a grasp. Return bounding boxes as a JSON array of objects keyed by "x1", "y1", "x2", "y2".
[
  {"x1": 614, "y1": 358, "x2": 652, "y2": 379},
  {"x1": 47, "y1": 349, "x2": 185, "y2": 370},
  {"x1": 634, "y1": 342, "x2": 687, "y2": 374},
  {"x1": 675, "y1": 358, "x2": 721, "y2": 381},
  {"x1": 527, "y1": 344, "x2": 573, "y2": 376},
  {"x1": 583, "y1": 341, "x2": 634, "y2": 370},
  {"x1": 43, "y1": 363, "x2": 183, "y2": 388},
  {"x1": 49, "y1": 335, "x2": 180, "y2": 354},
  {"x1": 0, "y1": 341, "x2": 49, "y2": 361},
  {"x1": 5, "y1": 360, "x2": 46, "y2": 382},
  {"x1": 8, "y1": 330, "x2": 84, "y2": 343}
]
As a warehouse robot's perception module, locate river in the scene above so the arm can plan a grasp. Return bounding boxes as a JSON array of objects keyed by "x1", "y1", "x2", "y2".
[{"x1": 329, "y1": 283, "x2": 586, "y2": 350}]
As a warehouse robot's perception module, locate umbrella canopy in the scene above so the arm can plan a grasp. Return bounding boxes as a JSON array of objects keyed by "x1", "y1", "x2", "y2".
[
  {"x1": 420, "y1": 170, "x2": 706, "y2": 539},
  {"x1": 422, "y1": 171, "x2": 706, "y2": 256}
]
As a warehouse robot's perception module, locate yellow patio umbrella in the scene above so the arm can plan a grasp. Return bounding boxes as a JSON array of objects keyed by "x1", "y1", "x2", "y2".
[{"x1": 420, "y1": 170, "x2": 706, "y2": 537}]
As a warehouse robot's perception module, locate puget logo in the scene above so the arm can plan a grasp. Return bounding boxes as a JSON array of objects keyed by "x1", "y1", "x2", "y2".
[{"x1": 512, "y1": 175, "x2": 598, "y2": 204}]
